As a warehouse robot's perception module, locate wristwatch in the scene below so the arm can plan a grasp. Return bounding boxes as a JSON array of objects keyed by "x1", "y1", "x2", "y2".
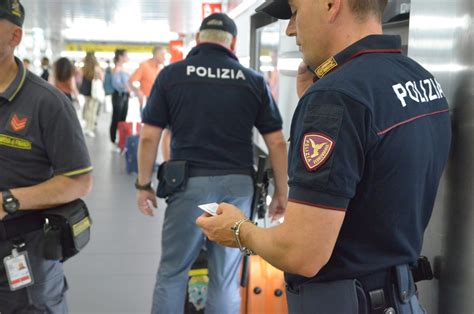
[
  {"x1": 2, "y1": 190, "x2": 20, "y2": 214},
  {"x1": 134, "y1": 179, "x2": 153, "y2": 191}
]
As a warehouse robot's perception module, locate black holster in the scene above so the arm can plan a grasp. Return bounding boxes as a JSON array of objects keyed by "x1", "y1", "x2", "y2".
[
  {"x1": 42, "y1": 199, "x2": 92, "y2": 262},
  {"x1": 156, "y1": 161, "x2": 189, "y2": 198}
]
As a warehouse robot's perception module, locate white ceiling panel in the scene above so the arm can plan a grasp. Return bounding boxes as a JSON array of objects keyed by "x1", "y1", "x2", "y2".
[{"x1": 19, "y1": 0, "x2": 244, "y2": 42}]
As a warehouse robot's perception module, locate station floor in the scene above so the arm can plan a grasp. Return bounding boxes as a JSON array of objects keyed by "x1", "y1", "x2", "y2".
[{"x1": 64, "y1": 103, "x2": 166, "y2": 313}]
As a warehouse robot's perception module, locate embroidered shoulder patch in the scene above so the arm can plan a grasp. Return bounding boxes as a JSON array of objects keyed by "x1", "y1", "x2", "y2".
[
  {"x1": 301, "y1": 133, "x2": 334, "y2": 171},
  {"x1": 8, "y1": 113, "x2": 30, "y2": 135}
]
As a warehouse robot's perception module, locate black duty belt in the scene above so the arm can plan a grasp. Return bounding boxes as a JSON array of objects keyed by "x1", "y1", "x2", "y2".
[
  {"x1": 188, "y1": 167, "x2": 253, "y2": 178},
  {"x1": 0, "y1": 214, "x2": 45, "y2": 241}
]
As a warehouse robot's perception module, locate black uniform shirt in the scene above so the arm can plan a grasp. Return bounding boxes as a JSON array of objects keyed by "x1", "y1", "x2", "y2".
[
  {"x1": 143, "y1": 43, "x2": 283, "y2": 172},
  {"x1": 0, "y1": 58, "x2": 92, "y2": 215},
  {"x1": 286, "y1": 35, "x2": 451, "y2": 286}
]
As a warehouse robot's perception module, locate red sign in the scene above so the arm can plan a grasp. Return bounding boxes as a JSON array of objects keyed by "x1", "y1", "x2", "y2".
[
  {"x1": 202, "y1": 3, "x2": 222, "y2": 19},
  {"x1": 169, "y1": 40, "x2": 184, "y2": 63}
]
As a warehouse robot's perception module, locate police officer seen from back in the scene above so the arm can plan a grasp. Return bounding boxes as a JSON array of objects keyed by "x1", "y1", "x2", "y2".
[
  {"x1": 197, "y1": 0, "x2": 452, "y2": 313},
  {"x1": 136, "y1": 13, "x2": 287, "y2": 314},
  {"x1": 0, "y1": 0, "x2": 93, "y2": 312}
]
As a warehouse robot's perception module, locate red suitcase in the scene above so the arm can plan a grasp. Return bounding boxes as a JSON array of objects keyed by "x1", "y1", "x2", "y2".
[{"x1": 117, "y1": 122, "x2": 141, "y2": 152}]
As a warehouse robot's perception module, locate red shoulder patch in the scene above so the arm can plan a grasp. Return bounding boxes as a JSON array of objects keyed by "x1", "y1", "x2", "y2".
[{"x1": 301, "y1": 133, "x2": 335, "y2": 171}]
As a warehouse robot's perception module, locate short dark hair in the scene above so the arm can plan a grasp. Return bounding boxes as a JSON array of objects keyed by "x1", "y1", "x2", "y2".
[
  {"x1": 54, "y1": 57, "x2": 74, "y2": 82},
  {"x1": 347, "y1": 0, "x2": 388, "y2": 21},
  {"x1": 114, "y1": 49, "x2": 127, "y2": 64}
]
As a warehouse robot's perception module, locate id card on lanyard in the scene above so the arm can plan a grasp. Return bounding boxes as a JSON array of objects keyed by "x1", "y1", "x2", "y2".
[{"x1": 3, "y1": 246, "x2": 34, "y2": 291}]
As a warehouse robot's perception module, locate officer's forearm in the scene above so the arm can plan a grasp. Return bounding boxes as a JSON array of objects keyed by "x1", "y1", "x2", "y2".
[
  {"x1": 12, "y1": 174, "x2": 93, "y2": 210},
  {"x1": 239, "y1": 202, "x2": 344, "y2": 278},
  {"x1": 138, "y1": 126, "x2": 162, "y2": 185}
]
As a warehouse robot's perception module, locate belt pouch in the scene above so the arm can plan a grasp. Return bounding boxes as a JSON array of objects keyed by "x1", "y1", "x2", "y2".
[
  {"x1": 287, "y1": 279, "x2": 367, "y2": 314},
  {"x1": 42, "y1": 199, "x2": 92, "y2": 262},
  {"x1": 156, "y1": 160, "x2": 189, "y2": 198}
]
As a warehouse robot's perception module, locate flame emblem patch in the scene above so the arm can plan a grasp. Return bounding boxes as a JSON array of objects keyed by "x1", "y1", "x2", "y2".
[{"x1": 301, "y1": 133, "x2": 334, "y2": 171}]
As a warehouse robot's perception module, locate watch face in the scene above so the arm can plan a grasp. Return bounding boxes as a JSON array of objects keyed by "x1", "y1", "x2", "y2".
[{"x1": 3, "y1": 195, "x2": 19, "y2": 214}]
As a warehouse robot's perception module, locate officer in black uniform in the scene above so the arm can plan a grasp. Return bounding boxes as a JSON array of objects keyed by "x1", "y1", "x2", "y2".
[
  {"x1": 197, "y1": 0, "x2": 452, "y2": 313},
  {"x1": 0, "y1": 0, "x2": 93, "y2": 312},
  {"x1": 136, "y1": 13, "x2": 288, "y2": 314}
]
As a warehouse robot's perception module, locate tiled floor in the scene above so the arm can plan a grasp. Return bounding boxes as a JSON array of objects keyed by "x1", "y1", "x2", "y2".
[{"x1": 65, "y1": 104, "x2": 166, "y2": 314}]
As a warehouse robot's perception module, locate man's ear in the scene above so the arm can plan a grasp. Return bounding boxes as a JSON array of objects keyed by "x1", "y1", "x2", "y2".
[
  {"x1": 195, "y1": 32, "x2": 201, "y2": 44},
  {"x1": 327, "y1": 0, "x2": 342, "y2": 23},
  {"x1": 230, "y1": 37, "x2": 237, "y2": 52},
  {"x1": 9, "y1": 26, "x2": 23, "y2": 48}
]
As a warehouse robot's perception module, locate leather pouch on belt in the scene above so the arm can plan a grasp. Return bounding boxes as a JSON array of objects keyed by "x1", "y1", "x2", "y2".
[
  {"x1": 286, "y1": 279, "x2": 368, "y2": 314},
  {"x1": 42, "y1": 199, "x2": 92, "y2": 262},
  {"x1": 156, "y1": 160, "x2": 189, "y2": 198}
]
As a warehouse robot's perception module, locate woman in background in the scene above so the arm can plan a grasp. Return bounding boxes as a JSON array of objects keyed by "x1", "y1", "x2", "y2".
[
  {"x1": 110, "y1": 49, "x2": 131, "y2": 145},
  {"x1": 80, "y1": 52, "x2": 103, "y2": 138},
  {"x1": 53, "y1": 57, "x2": 79, "y2": 101}
]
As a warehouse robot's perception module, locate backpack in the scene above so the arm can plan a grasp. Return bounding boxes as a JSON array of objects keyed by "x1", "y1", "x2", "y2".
[{"x1": 103, "y1": 67, "x2": 115, "y2": 95}]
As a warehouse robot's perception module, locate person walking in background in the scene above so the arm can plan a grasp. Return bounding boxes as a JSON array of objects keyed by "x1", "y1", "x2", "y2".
[
  {"x1": 129, "y1": 45, "x2": 170, "y2": 160},
  {"x1": 22, "y1": 57, "x2": 30, "y2": 69},
  {"x1": 129, "y1": 46, "x2": 166, "y2": 108},
  {"x1": 80, "y1": 52, "x2": 103, "y2": 138},
  {"x1": 52, "y1": 57, "x2": 79, "y2": 101},
  {"x1": 110, "y1": 49, "x2": 130, "y2": 145},
  {"x1": 40, "y1": 57, "x2": 50, "y2": 81}
]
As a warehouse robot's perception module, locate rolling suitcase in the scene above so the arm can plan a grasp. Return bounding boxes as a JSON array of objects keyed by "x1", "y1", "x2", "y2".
[
  {"x1": 117, "y1": 121, "x2": 141, "y2": 152},
  {"x1": 125, "y1": 135, "x2": 139, "y2": 174},
  {"x1": 240, "y1": 255, "x2": 288, "y2": 314}
]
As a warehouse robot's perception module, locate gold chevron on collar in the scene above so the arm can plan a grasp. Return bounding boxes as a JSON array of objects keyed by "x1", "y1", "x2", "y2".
[{"x1": 314, "y1": 57, "x2": 338, "y2": 78}]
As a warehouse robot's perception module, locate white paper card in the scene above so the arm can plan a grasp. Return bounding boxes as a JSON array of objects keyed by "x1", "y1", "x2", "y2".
[{"x1": 198, "y1": 203, "x2": 219, "y2": 216}]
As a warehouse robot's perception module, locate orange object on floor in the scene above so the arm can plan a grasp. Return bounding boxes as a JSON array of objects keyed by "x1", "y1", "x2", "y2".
[{"x1": 240, "y1": 256, "x2": 288, "y2": 314}]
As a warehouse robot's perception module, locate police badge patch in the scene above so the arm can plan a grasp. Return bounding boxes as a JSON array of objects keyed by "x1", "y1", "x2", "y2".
[{"x1": 301, "y1": 133, "x2": 334, "y2": 171}]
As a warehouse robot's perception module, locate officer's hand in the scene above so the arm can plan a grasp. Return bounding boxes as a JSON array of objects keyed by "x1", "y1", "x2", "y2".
[
  {"x1": 297, "y1": 62, "x2": 315, "y2": 98},
  {"x1": 268, "y1": 193, "x2": 287, "y2": 222},
  {"x1": 0, "y1": 208, "x2": 6, "y2": 220},
  {"x1": 196, "y1": 203, "x2": 246, "y2": 248},
  {"x1": 136, "y1": 190, "x2": 157, "y2": 217}
]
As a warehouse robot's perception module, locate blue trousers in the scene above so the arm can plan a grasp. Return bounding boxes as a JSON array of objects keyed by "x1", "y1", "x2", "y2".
[
  {"x1": 0, "y1": 229, "x2": 68, "y2": 313},
  {"x1": 152, "y1": 175, "x2": 253, "y2": 314}
]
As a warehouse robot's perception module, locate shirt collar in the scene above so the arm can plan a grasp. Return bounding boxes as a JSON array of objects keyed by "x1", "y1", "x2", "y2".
[
  {"x1": 187, "y1": 43, "x2": 239, "y2": 62},
  {"x1": 0, "y1": 57, "x2": 27, "y2": 102},
  {"x1": 310, "y1": 35, "x2": 402, "y2": 81}
]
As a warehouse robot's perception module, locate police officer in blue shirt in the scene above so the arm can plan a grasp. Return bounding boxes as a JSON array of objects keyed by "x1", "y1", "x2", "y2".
[
  {"x1": 197, "y1": 0, "x2": 452, "y2": 313},
  {"x1": 136, "y1": 13, "x2": 288, "y2": 314},
  {"x1": 0, "y1": 0, "x2": 93, "y2": 312}
]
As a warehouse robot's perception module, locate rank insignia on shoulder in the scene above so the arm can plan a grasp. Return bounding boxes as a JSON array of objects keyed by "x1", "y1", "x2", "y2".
[{"x1": 301, "y1": 133, "x2": 334, "y2": 171}]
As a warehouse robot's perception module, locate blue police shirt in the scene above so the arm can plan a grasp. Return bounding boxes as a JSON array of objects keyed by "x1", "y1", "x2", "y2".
[
  {"x1": 143, "y1": 43, "x2": 282, "y2": 172},
  {"x1": 286, "y1": 35, "x2": 451, "y2": 286}
]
